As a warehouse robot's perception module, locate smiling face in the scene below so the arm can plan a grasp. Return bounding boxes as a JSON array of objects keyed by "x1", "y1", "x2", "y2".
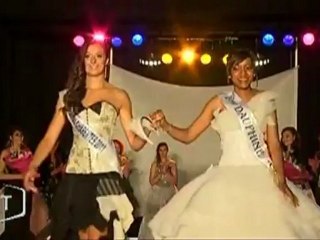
[
  {"x1": 230, "y1": 57, "x2": 255, "y2": 90},
  {"x1": 84, "y1": 43, "x2": 108, "y2": 77},
  {"x1": 10, "y1": 130, "x2": 24, "y2": 146},
  {"x1": 226, "y1": 50, "x2": 257, "y2": 90},
  {"x1": 281, "y1": 130, "x2": 295, "y2": 147}
]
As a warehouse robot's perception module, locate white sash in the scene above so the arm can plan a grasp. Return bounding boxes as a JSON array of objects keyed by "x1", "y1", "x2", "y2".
[
  {"x1": 67, "y1": 112, "x2": 113, "y2": 153},
  {"x1": 221, "y1": 92, "x2": 273, "y2": 169}
]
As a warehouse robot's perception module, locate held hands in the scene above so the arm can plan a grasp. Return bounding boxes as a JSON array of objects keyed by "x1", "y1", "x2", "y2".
[
  {"x1": 158, "y1": 166, "x2": 171, "y2": 181},
  {"x1": 120, "y1": 155, "x2": 132, "y2": 178},
  {"x1": 149, "y1": 109, "x2": 170, "y2": 132},
  {"x1": 161, "y1": 164, "x2": 170, "y2": 175}
]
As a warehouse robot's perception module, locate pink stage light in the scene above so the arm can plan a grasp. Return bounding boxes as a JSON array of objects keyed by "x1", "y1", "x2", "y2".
[
  {"x1": 302, "y1": 33, "x2": 315, "y2": 46},
  {"x1": 93, "y1": 32, "x2": 106, "y2": 42},
  {"x1": 73, "y1": 35, "x2": 85, "y2": 47}
]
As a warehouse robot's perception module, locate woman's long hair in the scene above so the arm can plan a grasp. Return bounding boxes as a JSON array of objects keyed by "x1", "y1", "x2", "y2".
[{"x1": 63, "y1": 38, "x2": 110, "y2": 114}]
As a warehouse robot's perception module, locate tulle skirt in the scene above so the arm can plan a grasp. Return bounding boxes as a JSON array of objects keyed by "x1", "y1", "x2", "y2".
[{"x1": 139, "y1": 184, "x2": 176, "y2": 239}]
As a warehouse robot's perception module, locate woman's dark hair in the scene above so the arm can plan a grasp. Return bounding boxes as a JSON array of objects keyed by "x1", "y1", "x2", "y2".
[
  {"x1": 281, "y1": 126, "x2": 302, "y2": 165},
  {"x1": 226, "y1": 49, "x2": 257, "y2": 80},
  {"x1": 281, "y1": 127, "x2": 300, "y2": 150},
  {"x1": 63, "y1": 38, "x2": 110, "y2": 114},
  {"x1": 5, "y1": 126, "x2": 28, "y2": 149},
  {"x1": 156, "y1": 142, "x2": 169, "y2": 165}
]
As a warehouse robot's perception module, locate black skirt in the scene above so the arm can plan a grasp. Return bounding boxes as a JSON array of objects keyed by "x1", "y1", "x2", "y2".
[
  {"x1": 49, "y1": 172, "x2": 130, "y2": 240},
  {"x1": 120, "y1": 177, "x2": 139, "y2": 211}
]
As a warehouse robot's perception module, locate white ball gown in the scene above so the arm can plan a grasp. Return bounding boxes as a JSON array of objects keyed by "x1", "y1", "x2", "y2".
[{"x1": 149, "y1": 91, "x2": 320, "y2": 239}]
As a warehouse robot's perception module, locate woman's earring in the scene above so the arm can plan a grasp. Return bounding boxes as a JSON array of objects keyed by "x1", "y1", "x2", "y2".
[
  {"x1": 254, "y1": 74, "x2": 259, "y2": 87},
  {"x1": 104, "y1": 66, "x2": 107, "y2": 79},
  {"x1": 104, "y1": 58, "x2": 110, "y2": 79},
  {"x1": 227, "y1": 76, "x2": 231, "y2": 84}
]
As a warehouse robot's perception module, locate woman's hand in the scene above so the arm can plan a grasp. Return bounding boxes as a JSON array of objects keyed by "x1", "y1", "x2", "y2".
[
  {"x1": 278, "y1": 181, "x2": 299, "y2": 207},
  {"x1": 122, "y1": 159, "x2": 131, "y2": 178},
  {"x1": 23, "y1": 167, "x2": 39, "y2": 193},
  {"x1": 149, "y1": 109, "x2": 169, "y2": 131}
]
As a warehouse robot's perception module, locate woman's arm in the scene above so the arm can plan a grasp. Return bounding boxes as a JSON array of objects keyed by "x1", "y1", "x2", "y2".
[
  {"x1": 267, "y1": 111, "x2": 299, "y2": 207},
  {"x1": 164, "y1": 162, "x2": 177, "y2": 186},
  {"x1": 0, "y1": 150, "x2": 8, "y2": 174},
  {"x1": 266, "y1": 112, "x2": 285, "y2": 185},
  {"x1": 157, "y1": 96, "x2": 220, "y2": 144},
  {"x1": 118, "y1": 90, "x2": 150, "y2": 151},
  {"x1": 24, "y1": 102, "x2": 66, "y2": 192},
  {"x1": 29, "y1": 108, "x2": 66, "y2": 170},
  {"x1": 149, "y1": 162, "x2": 161, "y2": 186}
]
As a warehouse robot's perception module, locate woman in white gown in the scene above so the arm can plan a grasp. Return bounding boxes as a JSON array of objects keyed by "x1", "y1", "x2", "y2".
[
  {"x1": 138, "y1": 142, "x2": 177, "y2": 239},
  {"x1": 148, "y1": 49, "x2": 320, "y2": 239}
]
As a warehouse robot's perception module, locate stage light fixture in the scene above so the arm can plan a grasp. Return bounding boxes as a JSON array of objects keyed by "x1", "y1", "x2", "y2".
[
  {"x1": 262, "y1": 33, "x2": 275, "y2": 46},
  {"x1": 181, "y1": 49, "x2": 195, "y2": 64},
  {"x1": 73, "y1": 35, "x2": 85, "y2": 47},
  {"x1": 93, "y1": 32, "x2": 106, "y2": 42},
  {"x1": 111, "y1": 37, "x2": 122, "y2": 47},
  {"x1": 282, "y1": 34, "x2": 295, "y2": 47},
  {"x1": 200, "y1": 53, "x2": 211, "y2": 65},
  {"x1": 161, "y1": 53, "x2": 173, "y2": 64},
  {"x1": 302, "y1": 32, "x2": 315, "y2": 46},
  {"x1": 222, "y1": 54, "x2": 229, "y2": 65},
  {"x1": 132, "y1": 34, "x2": 144, "y2": 46}
]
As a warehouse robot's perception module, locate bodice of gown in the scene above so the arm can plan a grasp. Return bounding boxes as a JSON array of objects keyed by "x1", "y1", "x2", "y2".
[
  {"x1": 57, "y1": 90, "x2": 120, "y2": 174},
  {"x1": 211, "y1": 91, "x2": 277, "y2": 166},
  {"x1": 156, "y1": 174, "x2": 173, "y2": 188},
  {"x1": 154, "y1": 160, "x2": 176, "y2": 188}
]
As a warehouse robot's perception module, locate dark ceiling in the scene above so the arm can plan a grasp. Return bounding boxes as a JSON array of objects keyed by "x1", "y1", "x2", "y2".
[{"x1": 1, "y1": 0, "x2": 319, "y2": 36}]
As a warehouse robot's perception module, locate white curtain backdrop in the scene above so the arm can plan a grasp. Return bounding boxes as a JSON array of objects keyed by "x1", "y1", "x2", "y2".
[{"x1": 110, "y1": 65, "x2": 298, "y2": 213}]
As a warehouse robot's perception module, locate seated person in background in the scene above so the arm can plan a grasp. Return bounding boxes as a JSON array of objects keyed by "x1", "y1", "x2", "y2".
[
  {"x1": 281, "y1": 127, "x2": 314, "y2": 200},
  {"x1": 0, "y1": 127, "x2": 34, "y2": 239},
  {"x1": 307, "y1": 150, "x2": 320, "y2": 206},
  {"x1": 113, "y1": 139, "x2": 131, "y2": 179},
  {"x1": 0, "y1": 127, "x2": 32, "y2": 175}
]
